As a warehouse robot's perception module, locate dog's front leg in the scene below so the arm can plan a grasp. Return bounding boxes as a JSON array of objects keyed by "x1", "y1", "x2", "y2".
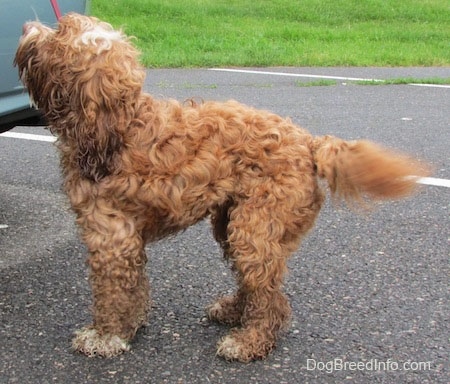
[{"x1": 72, "y1": 212, "x2": 150, "y2": 357}]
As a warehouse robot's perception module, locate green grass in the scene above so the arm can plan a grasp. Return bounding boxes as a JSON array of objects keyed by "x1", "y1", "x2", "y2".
[
  {"x1": 354, "y1": 77, "x2": 450, "y2": 85},
  {"x1": 296, "y1": 80, "x2": 338, "y2": 87},
  {"x1": 92, "y1": 0, "x2": 450, "y2": 68},
  {"x1": 294, "y1": 77, "x2": 450, "y2": 87}
]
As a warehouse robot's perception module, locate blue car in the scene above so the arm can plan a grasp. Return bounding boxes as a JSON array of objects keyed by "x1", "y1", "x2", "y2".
[{"x1": 0, "y1": 0, "x2": 89, "y2": 132}]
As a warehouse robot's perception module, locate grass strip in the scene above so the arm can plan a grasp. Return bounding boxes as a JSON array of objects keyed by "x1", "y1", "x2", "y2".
[{"x1": 92, "y1": 0, "x2": 450, "y2": 68}]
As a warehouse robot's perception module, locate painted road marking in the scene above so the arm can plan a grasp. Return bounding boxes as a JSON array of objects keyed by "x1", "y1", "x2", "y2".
[
  {"x1": 408, "y1": 83, "x2": 450, "y2": 89},
  {"x1": 209, "y1": 68, "x2": 450, "y2": 88},
  {"x1": 416, "y1": 177, "x2": 450, "y2": 188},
  {"x1": 209, "y1": 68, "x2": 384, "y2": 82},
  {"x1": 0, "y1": 131, "x2": 56, "y2": 142}
]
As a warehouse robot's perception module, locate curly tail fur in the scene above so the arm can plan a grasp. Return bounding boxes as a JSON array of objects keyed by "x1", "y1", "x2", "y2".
[{"x1": 312, "y1": 136, "x2": 430, "y2": 202}]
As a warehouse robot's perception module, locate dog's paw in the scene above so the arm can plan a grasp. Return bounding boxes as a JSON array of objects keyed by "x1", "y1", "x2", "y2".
[
  {"x1": 216, "y1": 328, "x2": 275, "y2": 363},
  {"x1": 206, "y1": 295, "x2": 242, "y2": 326},
  {"x1": 72, "y1": 326, "x2": 130, "y2": 357},
  {"x1": 216, "y1": 334, "x2": 248, "y2": 362}
]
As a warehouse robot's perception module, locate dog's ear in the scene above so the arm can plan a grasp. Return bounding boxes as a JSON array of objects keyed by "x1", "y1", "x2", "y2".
[
  {"x1": 74, "y1": 73, "x2": 124, "y2": 181},
  {"x1": 75, "y1": 101, "x2": 124, "y2": 182},
  {"x1": 73, "y1": 59, "x2": 144, "y2": 182}
]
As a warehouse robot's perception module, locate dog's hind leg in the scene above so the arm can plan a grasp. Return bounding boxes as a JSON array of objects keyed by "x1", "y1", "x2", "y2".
[
  {"x1": 72, "y1": 207, "x2": 150, "y2": 357},
  {"x1": 215, "y1": 187, "x2": 322, "y2": 362},
  {"x1": 207, "y1": 200, "x2": 246, "y2": 326},
  {"x1": 214, "y1": 197, "x2": 292, "y2": 362}
]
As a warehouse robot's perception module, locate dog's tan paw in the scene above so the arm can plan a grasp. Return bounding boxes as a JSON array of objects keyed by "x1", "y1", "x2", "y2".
[
  {"x1": 216, "y1": 334, "x2": 247, "y2": 361},
  {"x1": 216, "y1": 328, "x2": 276, "y2": 362},
  {"x1": 72, "y1": 326, "x2": 130, "y2": 357},
  {"x1": 207, "y1": 301, "x2": 230, "y2": 322},
  {"x1": 206, "y1": 296, "x2": 242, "y2": 326}
]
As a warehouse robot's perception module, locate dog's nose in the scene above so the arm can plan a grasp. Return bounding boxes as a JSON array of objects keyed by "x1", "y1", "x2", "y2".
[
  {"x1": 22, "y1": 21, "x2": 52, "y2": 37},
  {"x1": 22, "y1": 22, "x2": 31, "y2": 34},
  {"x1": 22, "y1": 22, "x2": 38, "y2": 36}
]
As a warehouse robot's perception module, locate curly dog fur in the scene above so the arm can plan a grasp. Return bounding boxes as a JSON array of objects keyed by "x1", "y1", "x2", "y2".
[{"x1": 16, "y1": 14, "x2": 428, "y2": 362}]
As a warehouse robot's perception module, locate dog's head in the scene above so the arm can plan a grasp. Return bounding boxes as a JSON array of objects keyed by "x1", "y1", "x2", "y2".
[{"x1": 15, "y1": 13, "x2": 146, "y2": 181}]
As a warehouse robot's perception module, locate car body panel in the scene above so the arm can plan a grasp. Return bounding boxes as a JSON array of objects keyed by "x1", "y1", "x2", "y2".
[{"x1": 0, "y1": 0, "x2": 90, "y2": 131}]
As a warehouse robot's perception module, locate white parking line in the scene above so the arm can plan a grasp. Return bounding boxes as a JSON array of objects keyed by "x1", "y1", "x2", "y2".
[
  {"x1": 416, "y1": 177, "x2": 450, "y2": 188},
  {"x1": 0, "y1": 131, "x2": 56, "y2": 142},
  {"x1": 209, "y1": 68, "x2": 384, "y2": 82},
  {"x1": 209, "y1": 68, "x2": 450, "y2": 88},
  {"x1": 408, "y1": 83, "x2": 450, "y2": 89}
]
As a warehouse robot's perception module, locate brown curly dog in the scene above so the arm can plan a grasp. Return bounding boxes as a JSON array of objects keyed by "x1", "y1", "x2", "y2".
[{"x1": 15, "y1": 13, "x2": 428, "y2": 362}]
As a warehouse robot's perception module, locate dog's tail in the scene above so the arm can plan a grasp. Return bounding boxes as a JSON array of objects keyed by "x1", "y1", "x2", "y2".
[{"x1": 312, "y1": 135, "x2": 430, "y2": 203}]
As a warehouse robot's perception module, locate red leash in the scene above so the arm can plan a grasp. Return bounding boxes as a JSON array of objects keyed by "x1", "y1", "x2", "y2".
[{"x1": 49, "y1": 0, "x2": 62, "y2": 20}]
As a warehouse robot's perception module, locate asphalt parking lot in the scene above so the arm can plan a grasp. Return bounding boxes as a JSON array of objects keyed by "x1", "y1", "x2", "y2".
[{"x1": 1, "y1": 67, "x2": 449, "y2": 383}]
